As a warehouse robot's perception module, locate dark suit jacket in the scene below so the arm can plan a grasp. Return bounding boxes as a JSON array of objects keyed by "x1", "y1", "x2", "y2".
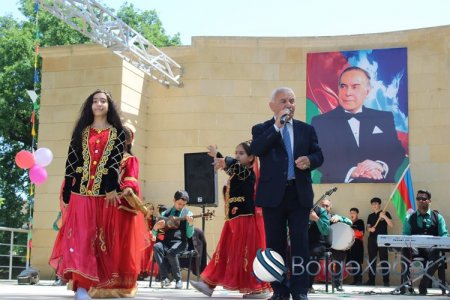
[
  {"x1": 311, "y1": 106, "x2": 405, "y2": 183},
  {"x1": 251, "y1": 118, "x2": 323, "y2": 208}
]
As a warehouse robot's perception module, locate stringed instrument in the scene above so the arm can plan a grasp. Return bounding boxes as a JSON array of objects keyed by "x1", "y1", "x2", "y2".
[
  {"x1": 312, "y1": 187, "x2": 338, "y2": 213},
  {"x1": 157, "y1": 210, "x2": 215, "y2": 231}
]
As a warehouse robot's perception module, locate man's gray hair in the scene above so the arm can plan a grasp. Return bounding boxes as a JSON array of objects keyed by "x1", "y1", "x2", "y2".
[{"x1": 270, "y1": 87, "x2": 294, "y2": 102}]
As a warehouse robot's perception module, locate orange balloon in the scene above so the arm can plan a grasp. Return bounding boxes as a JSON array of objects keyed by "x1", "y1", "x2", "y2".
[{"x1": 15, "y1": 150, "x2": 35, "y2": 169}]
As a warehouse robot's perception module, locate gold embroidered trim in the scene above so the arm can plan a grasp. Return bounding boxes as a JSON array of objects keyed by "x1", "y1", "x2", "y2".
[
  {"x1": 243, "y1": 245, "x2": 248, "y2": 272},
  {"x1": 79, "y1": 128, "x2": 91, "y2": 195},
  {"x1": 99, "y1": 227, "x2": 106, "y2": 252},
  {"x1": 92, "y1": 128, "x2": 116, "y2": 195},
  {"x1": 228, "y1": 196, "x2": 245, "y2": 203}
]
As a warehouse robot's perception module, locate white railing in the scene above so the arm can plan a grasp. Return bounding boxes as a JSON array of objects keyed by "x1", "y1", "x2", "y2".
[{"x1": 0, "y1": 227, "x2": 28, "y2": 280}]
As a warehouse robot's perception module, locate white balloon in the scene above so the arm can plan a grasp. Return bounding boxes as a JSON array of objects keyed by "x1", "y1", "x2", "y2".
[
  {"x1": 253, "y1": 249, "x2": 286, "y2": 282},
  {"x1": 34, "y1": 148, "x2": 54, "y2": 167}
]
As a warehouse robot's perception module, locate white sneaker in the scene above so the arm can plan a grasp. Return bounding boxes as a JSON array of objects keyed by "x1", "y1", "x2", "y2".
[
  {"x1": 175, "y1": 280, "x2": 183, "y2": 289},
  {"x1": 74, "y1": 288, "x2": 91, "y2": 300},
  {"x1": 190, "y1": 280, "x2": 214, "y2": 297},
  {"x1": 160, "y1": 278, "x2": 171, "y2": 288}
]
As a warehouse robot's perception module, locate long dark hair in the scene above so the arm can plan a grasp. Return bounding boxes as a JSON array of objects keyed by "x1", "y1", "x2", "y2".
[
  {"x1": 123, "y1": 125, "x2": 134, "y2": 155},
  {"x1": 71, "y1": 89, "x2": 123, "y2": 151}
]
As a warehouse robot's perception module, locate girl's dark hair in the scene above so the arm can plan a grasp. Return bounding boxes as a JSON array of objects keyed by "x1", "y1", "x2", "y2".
[
  {"x1": 238, "y1": 141, "x2": 254, "y2": 164},
  {"x1": 123, "y1": 126, "x2": 134, "y2": 155},
  {"x1": 71, "y1": 89, "x2": 123, "y2": 151}
]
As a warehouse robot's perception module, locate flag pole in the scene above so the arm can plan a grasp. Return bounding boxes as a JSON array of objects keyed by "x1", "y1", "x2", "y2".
[{"x1": 373, "y1": 164, "x2": 410, "y2": 228}]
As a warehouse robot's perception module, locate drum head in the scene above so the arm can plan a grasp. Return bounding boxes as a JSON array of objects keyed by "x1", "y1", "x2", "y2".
[{"x1": 328, "y1": 222, "x2": 355, "y2": 250}]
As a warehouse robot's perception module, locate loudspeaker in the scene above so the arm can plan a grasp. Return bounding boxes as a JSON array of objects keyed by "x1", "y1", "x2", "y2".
[{"x1": 184, "y1": 152, "x2": 218, "y2": 207}]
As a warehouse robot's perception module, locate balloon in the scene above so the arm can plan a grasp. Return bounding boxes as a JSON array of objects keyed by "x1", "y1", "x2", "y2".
[
  {"x1": 15, "y1": 150, "x2": 35, "y2": 169},
  {"x1": 29, "y1": 165, "x2": 48, "y2": 185},
  {"x1": 34, "y1": 148, "x2": 53, "y2": 167},
  {"x1": 253, "y1": 248, "x2": 287, "y2": 283}
]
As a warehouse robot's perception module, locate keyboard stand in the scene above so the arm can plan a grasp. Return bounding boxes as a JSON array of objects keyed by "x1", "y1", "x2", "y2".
[{"x1": 389, "y1": 247, "x2": 450, "y2": 295}]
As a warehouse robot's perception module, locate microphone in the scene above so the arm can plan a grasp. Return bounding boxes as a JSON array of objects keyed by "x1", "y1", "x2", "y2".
[{"x1": 280, "y1": 109, "x2": 291, "y2": 125}]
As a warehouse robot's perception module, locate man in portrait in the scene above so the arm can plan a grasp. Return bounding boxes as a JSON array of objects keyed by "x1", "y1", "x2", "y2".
[{"x1": 311, "y1": 66, "x2": 405, "y2": 183}]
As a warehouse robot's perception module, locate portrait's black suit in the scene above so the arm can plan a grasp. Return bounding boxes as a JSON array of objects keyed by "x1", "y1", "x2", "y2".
[
  {"x1": 251, "y1": 118, "x2": 323, "y2": 296},
  {"x1": 311, "y1": 106, "x2": 405, "y2": 183}
]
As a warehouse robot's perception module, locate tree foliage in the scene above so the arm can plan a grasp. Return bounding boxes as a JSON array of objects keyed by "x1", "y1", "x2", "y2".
[{"x1": 0, "y1": 0, "x2": 180, "y2": 230}]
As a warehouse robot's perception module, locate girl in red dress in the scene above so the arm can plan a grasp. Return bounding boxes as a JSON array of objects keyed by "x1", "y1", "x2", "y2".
[
  {"x1": 139, "y1": 202, "x2": 159, "y2": 279},
  {"x1": 190, "y1": 142, "x2": 271, "y2": 299},
  {"x1": 49, "y1": 89, "x2": 125, "y2": 300},
  {"x1": 88, "y1": 125, "x2": 148, "y2": 297}
]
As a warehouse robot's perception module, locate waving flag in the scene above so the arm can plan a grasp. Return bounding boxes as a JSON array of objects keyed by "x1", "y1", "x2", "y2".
[{"x1": 391, "y1": 165, "x2": 415, "y2": 221}]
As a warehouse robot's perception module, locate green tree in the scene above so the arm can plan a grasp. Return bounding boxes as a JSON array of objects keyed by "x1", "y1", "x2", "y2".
[
  {"x1": 0, "y1": 0, "x2": 180, "y2": 231},
  {"x1": 116, "y1": 2, "x2": 181, "y2": 47}
]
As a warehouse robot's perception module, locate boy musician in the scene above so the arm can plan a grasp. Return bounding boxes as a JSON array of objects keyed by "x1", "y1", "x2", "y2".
[{"x1": 152, "y1": 190, "x2": 194, "y2": 289}]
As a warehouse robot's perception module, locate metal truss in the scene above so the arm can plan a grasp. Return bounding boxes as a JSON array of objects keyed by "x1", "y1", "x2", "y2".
[{"x1": 39, "y1": 0, "x2": 183, "y2": 87}]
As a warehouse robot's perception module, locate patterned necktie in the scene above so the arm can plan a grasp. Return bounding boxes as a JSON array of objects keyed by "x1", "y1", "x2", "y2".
[{"x1": 282, "y1": 124, "x2": 295, "y2": 180}]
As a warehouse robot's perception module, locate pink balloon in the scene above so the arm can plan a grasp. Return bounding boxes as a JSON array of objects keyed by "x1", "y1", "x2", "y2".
[
  {"x1": 15, "y1": 150, "x2": 35, "y2": 169},
  {"x1": 29, "y1": 165, "x2": 48, "y2": 185}
]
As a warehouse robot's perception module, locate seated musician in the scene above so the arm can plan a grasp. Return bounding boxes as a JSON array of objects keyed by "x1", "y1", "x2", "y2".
[
  {"x1": 320, "y1": 198, "x2": 353, "y2": 292},
  {"x1": 400, "y1": 189, "x2": 448, "y2": 295},
  {"x1": 152, "y1": 190, "x2": 194, "y2": 289},
  {"x1": 308, "y1": 201, "x2": 330, "y2": 293}
]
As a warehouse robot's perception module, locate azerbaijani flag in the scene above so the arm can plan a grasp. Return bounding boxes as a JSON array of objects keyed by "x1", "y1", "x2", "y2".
[{"x1": 390, "y1": 165, "x2": 415, "y2": 222}]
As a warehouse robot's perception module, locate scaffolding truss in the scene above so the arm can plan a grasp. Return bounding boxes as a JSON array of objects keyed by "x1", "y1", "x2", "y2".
[{"x1": 39, "y1": 0, "x2": 183, "y2": 87}]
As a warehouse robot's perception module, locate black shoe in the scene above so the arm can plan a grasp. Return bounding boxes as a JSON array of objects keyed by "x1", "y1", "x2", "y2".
[
  {"x1": 336, "y1": 285, "x2": 344, "y2": 292},
  {"x1": 383, "y1": 282, "x2": 390, "y2": 287},
  {"x1": 291, "y1": 294, "x2": 308, "y2": 300},
  {"x1": 268, "y1": 294, "x2": 290, "y2": 300},
  {"x1": 392, "y1": 287, "x2": 406, "y2": 295},
  {"x1": 419, "y1": 286, "x2": 427, "y2": 295}
]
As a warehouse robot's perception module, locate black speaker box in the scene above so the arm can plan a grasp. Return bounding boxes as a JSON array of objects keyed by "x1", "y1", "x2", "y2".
[{"x1": 184, "y1": 152, "x2": 218, "y2": 207}]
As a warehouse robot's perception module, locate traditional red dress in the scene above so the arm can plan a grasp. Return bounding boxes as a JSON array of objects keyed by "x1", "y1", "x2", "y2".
[
  {"x1": 139, "y1": 217, "x2": 159, "y2": 277},
  {"x1": 201, "y1": 158, "x2": 271, "y2": 293},
  {"x1": 49, "y1": 127, "x2": 126, "y2": 293}
]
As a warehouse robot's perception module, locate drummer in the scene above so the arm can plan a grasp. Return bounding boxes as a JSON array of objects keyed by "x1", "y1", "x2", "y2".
[
  {"x1": 308, "y1": 200, "x2": 330, "y2": 293},
  {"x1": 320, "y1": 198, "x2": 353, "y2": 292}
]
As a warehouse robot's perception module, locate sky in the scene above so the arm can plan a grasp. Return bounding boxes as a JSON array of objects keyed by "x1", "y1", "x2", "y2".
[{"x1": 1, "y1": 0, "x2": 450, "y2": 45}]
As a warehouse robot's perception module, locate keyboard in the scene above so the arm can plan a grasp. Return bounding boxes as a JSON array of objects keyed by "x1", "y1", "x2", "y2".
[{"x1": 377, "y1": 235, "x2": 450, "y2": 249}]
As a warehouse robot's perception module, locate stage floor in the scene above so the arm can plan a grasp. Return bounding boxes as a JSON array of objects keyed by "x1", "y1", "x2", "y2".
[{"x1": 0, "y1": 280, "x2": 445, "y2": 299}]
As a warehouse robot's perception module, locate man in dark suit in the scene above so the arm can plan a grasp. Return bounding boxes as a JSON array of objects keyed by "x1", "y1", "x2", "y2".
[
  {"x1": 311, "y1": 66, "x2": 405, "y2": 183},
  {"x1": 251, "y1": 87, "x2": 324, "y2": 300}
]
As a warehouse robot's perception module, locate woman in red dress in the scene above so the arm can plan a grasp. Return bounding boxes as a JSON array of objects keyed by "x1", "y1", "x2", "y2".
[
  {"x1": 190, "y1": 142, "x2": 271, "y2": 299},
  {"x1": 49, "y1": 89, "x2": 125, "y2": 300}
]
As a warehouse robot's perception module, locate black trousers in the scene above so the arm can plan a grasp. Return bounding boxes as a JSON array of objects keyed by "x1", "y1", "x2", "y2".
[
  {"x1": 308, "y1": 243, "x2": 326, "y2": 288},
  {"x1": 262, "y1": 184, "x2": 310, "y2": 296},
  {"x1": 347, "y1": 239, "x2": 364, "y2": 282},
  {"x1": 367, "y1": 236, "x2": 389, "y2": 283},
  {"x1": 401, "y1": 247, "x2": 441, "y2": 289}
]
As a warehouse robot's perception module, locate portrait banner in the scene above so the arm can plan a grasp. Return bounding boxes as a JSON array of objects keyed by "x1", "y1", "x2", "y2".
[{"x1": 306, "y1": 48, "x2": 409, "y2": 184}]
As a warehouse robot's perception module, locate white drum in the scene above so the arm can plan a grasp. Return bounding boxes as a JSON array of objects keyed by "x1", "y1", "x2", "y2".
[{"x1": 328, "y1": 222, "x2": 355, "y2": 251}]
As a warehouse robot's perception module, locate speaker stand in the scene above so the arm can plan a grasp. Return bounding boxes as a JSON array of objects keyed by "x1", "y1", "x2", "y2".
[{"x1": 201, "y1": 205, "x2": 206, "y2": 234}]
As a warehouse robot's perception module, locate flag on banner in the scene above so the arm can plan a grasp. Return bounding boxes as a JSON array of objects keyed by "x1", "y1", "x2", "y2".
[{"x1": 391, "y1": 165, "x2": 415, "y2": 222}]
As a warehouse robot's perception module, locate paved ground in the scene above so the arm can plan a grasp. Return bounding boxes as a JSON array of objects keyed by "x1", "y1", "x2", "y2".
[{"x1": 0, "y1": 280, "x2": 448, "y2": 299}]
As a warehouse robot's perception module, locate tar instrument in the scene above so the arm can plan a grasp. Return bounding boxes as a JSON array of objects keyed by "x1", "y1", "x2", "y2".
[
  {"x1": 118, "y1": 189, "x2": 149, "y2": 215},
  {"x1": 328, "y1": 222, "x2": 355, "y2": 251},
  {"x1": 158, "y1": 210, "x2": 215, "y2": 231},
  {"x1": 311, "y1": 187, "x2": 338, "y2": 214}
]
